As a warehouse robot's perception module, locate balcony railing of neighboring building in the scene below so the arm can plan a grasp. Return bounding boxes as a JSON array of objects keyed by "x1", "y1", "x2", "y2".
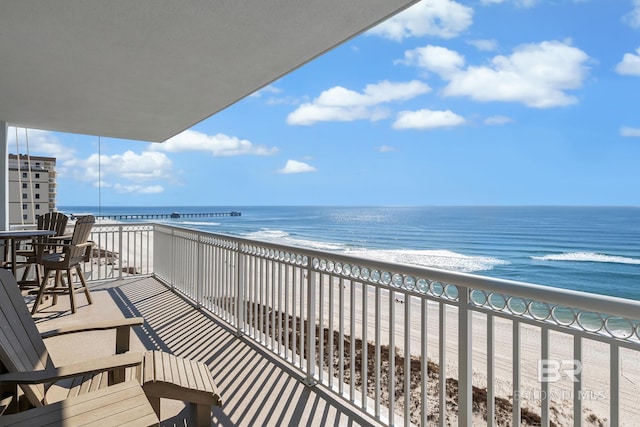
[
  {"x1": 15, "y1": 165, "x2": 47, "y2": 171},
  {"x1": 84, "y1": 223, "x2": 640, "y2": 427}
]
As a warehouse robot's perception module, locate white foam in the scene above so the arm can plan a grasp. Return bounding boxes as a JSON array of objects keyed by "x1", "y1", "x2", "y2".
[
  {"x1": 244, "y1": 229, "x2": 289, "y2": 240},
  {"x1": 532, "y1": 252, "x2": 640, "y2": 265},
  {"x1": 242, "y1": 229, "x2": 345, "y2": 251},
  {"x1": 345, "y1": 248, "x2": 509, "y2": 273},
  {"x1": 179, "y1": 221, "x2": 221, "y2": 227},
  {"x1": 242, "y1": 230, "x2": 508, "y2": 272}
]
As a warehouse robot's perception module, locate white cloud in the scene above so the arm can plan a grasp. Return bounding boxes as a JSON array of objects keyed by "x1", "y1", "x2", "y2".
[
  {"x1": 112, "y1": 184, "x2": 164, "y2": 194},
  {"x1": 393, "y1": 109, "x2": 465, "y2": 130},
  {"x1": 250, "y1": 84, "x2": 301, "y2": 105},
  {"x1": 65, "y1": 150, "x2": 173, "y2": 182},
  {"x1": 620, "y1": 126, "x2": 640, "y2": 137},
  {"x1": 484, "y1": 115, "x2": 513, "y2": 125},
  {"x1": 276, "y1": 160, "x2": 317, "y2": 174},
  {"x1": 480, "y1": 0, "x2": 539, "y2": 6},
  {"x1": 441, "y1": 40, "x2": 590, "y2": 108},
  {"x1": 154, "y1": 129, "x2": 278, "y2": 156},
  {"x1": 316, "y1": 81, "x2": 431, "y2": 107},
  {"x1": 287, "y1": 104, "x2": 389, "y2": 125},
  {"x1": 287, "y1": 80, "x2": 431, "y2": 125},
  {"x1": 616, "y1": 47, "x2": 640, "y2": 76},
  {"x1": 58, "y1": 149, "x2": 174, "y2": 195},
  {"x1": 468, "y1": 39, "x2": 499, "y2": 52},
  {"x1": 7, "y1": 127, "x2": 75, "y2": 161},
  {"x1": 398, "y1": 45, "x2": 465, "y2": 78},
  {"x1": 623, "y1": 0, "x2": 640, "y2": 28},
  {"x1": 249, "y1": 84, "x2": 283, "y2": 98},
  {"x1": 369, "y1": 0, "x2": 473, "y2": 41}
]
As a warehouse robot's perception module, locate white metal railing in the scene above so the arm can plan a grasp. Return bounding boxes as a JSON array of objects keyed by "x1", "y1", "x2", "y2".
[
  {"x1": 89, "y1": 223, "x2": 640, "y2": 426},
  {"x1": 87, "y1": 223, "x2": 153, "y2": 281}
]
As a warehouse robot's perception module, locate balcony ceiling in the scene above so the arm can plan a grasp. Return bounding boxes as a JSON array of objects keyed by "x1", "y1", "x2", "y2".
[{"x1": 0, "y1": 0, "x2": 417, "y2": 143}]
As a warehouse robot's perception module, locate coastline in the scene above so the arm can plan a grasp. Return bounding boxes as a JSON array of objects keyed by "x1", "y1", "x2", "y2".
[{"x1": 65, "y1": 205, "x2": 640, "y2": 301}]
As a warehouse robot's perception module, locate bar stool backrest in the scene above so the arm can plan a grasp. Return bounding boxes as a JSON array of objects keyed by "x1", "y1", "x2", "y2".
[{"x1": 38, "y1": 212, "x2": 68, "y2": 237}]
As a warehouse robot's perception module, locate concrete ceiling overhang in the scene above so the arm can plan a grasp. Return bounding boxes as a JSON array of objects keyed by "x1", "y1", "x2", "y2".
[{"x1": 0, "y1": 0, "x2": 417, "y2": 143}]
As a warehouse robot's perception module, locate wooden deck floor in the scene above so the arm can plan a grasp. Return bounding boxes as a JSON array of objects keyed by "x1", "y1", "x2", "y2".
[{"x1": 27, "y1": 275, "x2": 380, "y2": 427}]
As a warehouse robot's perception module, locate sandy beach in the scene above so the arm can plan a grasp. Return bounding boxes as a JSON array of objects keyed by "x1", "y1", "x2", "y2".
[
  {"x1": 240, "y1": 267, "x2": 640, "y2": 426},
  {"x1": 309, "y1": 279, "x2": 640, "y2": 426}
]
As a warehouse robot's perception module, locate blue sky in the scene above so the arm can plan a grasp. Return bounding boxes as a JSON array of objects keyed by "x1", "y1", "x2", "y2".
[{"x1": 9, "y1": 0, "x2": 640, "y2": 207}]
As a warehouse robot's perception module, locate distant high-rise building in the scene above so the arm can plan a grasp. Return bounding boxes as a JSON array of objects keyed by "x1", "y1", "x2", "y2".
[{"x1": 8, "y1": 154, "x2": 57, "y2": 226}]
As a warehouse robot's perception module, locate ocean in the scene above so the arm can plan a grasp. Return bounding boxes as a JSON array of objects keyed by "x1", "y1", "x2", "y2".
[{"x1": 60, "y1": 206, "x2": 640, "y2": 301}]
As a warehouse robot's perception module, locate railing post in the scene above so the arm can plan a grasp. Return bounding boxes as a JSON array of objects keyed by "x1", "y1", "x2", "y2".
[
  {"x1": 236, "y1": 244, "x2": 245, "y2": 336},
  {"x1": 170, "y1": 228, "x2": 175, "y2": 289},
  {"x1": 611, "y1": 345, "x2": 620, "y2": 427},
  {"x1": 196, "y1": 234, "x2": 203, "y2": 308},
  {"x1": 118, "y1": 225, "x2": 123, "y2": 280},
  {"x1": 458, "y1": 286, "x2": 472, "y2": 425},
  {"x1": 305, "y1": 260, "x2": 316, "y2": 386},
  {"x1": 149, "y1": 224, "x2": 154, "y2": 277}
]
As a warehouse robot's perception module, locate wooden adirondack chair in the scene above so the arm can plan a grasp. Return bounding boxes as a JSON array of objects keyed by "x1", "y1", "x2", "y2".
[
  {"x1": 0, "y1": 269, "x2": 222, "y2": 426},
  {"x1": 0, "y1": 269, "x2": 157, "y2": 426},
  {"x1": 16, "y1": 211, "x2": 69, "y2": 289},
  {"x1": 31, "y1": 215, "x2": 95, "y2": 314}
]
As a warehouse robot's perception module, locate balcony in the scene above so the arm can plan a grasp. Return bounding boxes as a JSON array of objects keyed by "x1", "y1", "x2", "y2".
[
  {"x1": 31, "y1": 274, "x2": 371, "y2": 426},
  {"x1": 27, "y1": 223, "x2": 640, "y2": 426}
]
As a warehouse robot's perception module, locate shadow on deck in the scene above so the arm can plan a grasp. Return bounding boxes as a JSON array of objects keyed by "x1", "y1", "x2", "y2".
[{"x1": 28, "y1": 275, "x2": 379, "y2": 427}]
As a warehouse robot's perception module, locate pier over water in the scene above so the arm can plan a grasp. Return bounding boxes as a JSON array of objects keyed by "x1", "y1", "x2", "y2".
[{"x1": 93, "y1": 211, "x2": 241, "y2": 220}]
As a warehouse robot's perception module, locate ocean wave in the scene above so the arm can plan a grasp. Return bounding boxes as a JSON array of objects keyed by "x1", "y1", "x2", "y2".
[
  {"x1": 242, "y1": 230, "x2": 508, "y2": 272},
  {"x1": 531, "y1": 252, "x2": 640, "y2": 265},
  {"x1": 345, "y1": 249, "x2": 509, "y2": 273},
  {"x1": 242, "y1": 229, "x2": 345, "y2": 251},
  {"x1": 179, "y1": 221, "x2": 221, "y2": 227},
  {"x1": 243, "y1": 229, "x2": 289, "y2": 239}
]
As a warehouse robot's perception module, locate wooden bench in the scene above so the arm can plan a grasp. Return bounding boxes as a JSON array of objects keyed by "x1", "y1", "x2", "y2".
[
  {"x1": 0, "y1": 380, "x2": 159, "y2": 427},
  {"x1": 142, "y1": 351, "x2": 222, "y2": 426}
]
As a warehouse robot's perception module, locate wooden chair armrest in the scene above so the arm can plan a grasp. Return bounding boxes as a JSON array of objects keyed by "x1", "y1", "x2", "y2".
[
  {"x1": 41, "y1": 317, "x2": 144, "y2": 354},
  {"x1": 31, "y1": 242, "x2": 66, "y2": 248},
  {"x1": 32, "y1": 241, "x2": 93, "y2": 249},
  {"x1": 40, "y1": 317, "x2": 144, "y2": 338},
  {"x1": 0, "y1": 352, "x2": 143, "y2": 385},
  {"x1": 49, "y1": 235, "x2": 72, "y2": 241}
]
